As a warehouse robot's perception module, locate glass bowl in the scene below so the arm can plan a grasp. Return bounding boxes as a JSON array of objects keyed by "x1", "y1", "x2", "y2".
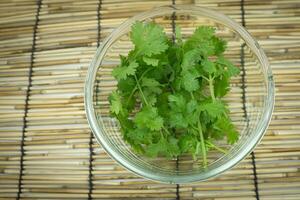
[{"x1": 84, "y1": 5, "x2": 274, "y2": 183}]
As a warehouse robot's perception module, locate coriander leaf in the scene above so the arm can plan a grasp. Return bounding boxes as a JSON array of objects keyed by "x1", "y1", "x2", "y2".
[
  {"x1": 202, "y1": 59, "x2": 216, "y2": 74},
  {"x1": 134, "y1": 106, "x2": 164, "y2": 131},
  {"x1": 168, "y1": 94, "x2": 186, "y2": 112},
  {"x1": 146, "y1": 138, "x2": 165, "y2": 157},
  {"x1": 181, "y1": 69, "x2": 200, "y2": 92},
  {"x1": 186, "y1": 99, "x2": 199, "y2": 126},
  {"x1": 166, "y1": 136, "x2": 180, "y2": 157},
  {"x1": 143, "y1": 57, "x2": 159, "y2": 66},
  {"x1": 117, "y1": 76, "x2": 137, "y2": 111},
  {"x1": 178, "y1": 134, "x2": 197, "y2": 153},
  {"x1": 215, "y1": 116, "x2": 239, "y2": 144},
  {"x1": 112, "y1": 60, "x2": 138, "y2": 80},
  {"x1": 123, "y1": 130, "x2": 144, "y2": 154},
  {"x1": 143, "y1": 90, "x2": 158, "y2": 106},
  {"x1": 208, "y1": 125, "x2": 225, "y2": 140},
  {"x1": 117, "y1": 77, "x2": 136, "y2": 94},
  {"x1": 191, "y1": 26, "x2": 215, "y2": 41},
  {"x1": 108, "y1": 91, "x2": 123, "y2": 115},
  {"x1": 181, "y1": 48, "x2": 202, "y2": 71},
  {"x1": 217, "y1": 57, "x2": 240, "y2": 77},
  {"x1": 187, "y1": 99, "x2": 198, "y2": 114},
  {"x1": 119, "y1": 55, "x2": 128, "y2": 65},
  {"x1": 168, "y1": 94, "x2": 188, "y2": 128},
  {"x1": 157, "y1": 92, "x2": 170, "y2": 118},
  {"x1": 214, "y1": 75, "x2": 230, "y2": 97},
  {"x1": 199, "y1": 100, "x2": 227, "y2": 119},
  {"x1": 169, "y1": 112, "x2": 188, "y2": 128},
  {"x1": 199, "y1": 41, "x2": 215, "y2": 56},
  {"x1": 145, "y1": 64, "x2": 169, "y2": 82},
  {"x1": 182, "y1": 73, "x2": 199, "y2": 92},
  {"x1": 142, "y1": 77, "x2": 162, "y2": 94},
  {"x1": 126, "y1": 128, "x2": 154, "y2": 145},
  {"x1": 142, "y1": 77, "x2": 161, "y2": 88},
  {"x1": 115, "y1": 112, "x2": 133, "y2": 133},
  {"x1": 147, "y1": 137, "x2": 180, "y2": 158},
  {"x1": 130, "y1": 21, "x2": 168, "y2": 56},
  {"x1": 173, "y1": 78, "x2": 182, "y2": 91},
  {"x1": 168, "y1": 96, "x2": 199, "y2": 128},
  {"x1": 184, "y1": 26, "x2": 215, "y2": 51},
  {"x1": 212, "y1": 36, "x2": 227, "y2": 55}
]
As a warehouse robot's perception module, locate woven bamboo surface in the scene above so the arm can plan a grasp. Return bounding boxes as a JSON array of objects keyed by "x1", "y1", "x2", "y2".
[{"x1": 0, "y1": 0, "x2": 299, "y2": 199}]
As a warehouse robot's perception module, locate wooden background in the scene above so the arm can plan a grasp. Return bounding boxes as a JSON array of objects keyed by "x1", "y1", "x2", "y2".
[{"x1": 0, "y1": 0, "x2": 299, "y2": 199}]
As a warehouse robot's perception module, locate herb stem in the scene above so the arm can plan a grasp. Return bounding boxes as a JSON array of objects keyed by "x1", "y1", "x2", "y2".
[
  {"x1": 191, "y1": 90, "x2": 208, "y2": 166},
  {"x1": 190, "y1": 90, "x2": 207, "y2": 167},
  {"x1": 197, "y1": 120, "x2": 207, "y2": 167},
  {"x1": 160, "y1": 130, "x2": 165, "y2": 139},
  {"x1": 134, "y1": 74, "x2": 171, "y2": 137},
  {"x1": 190, "y1": 92, "x2": 195, "y2": 100},
  {"x1": 126, "y1": 88, "x2": 137, "y2": 106},
  {"x1": 162, "y1": 126, "x2": 171, "y2": 135},
  {"x1": 206, "y1": 141, "x2": 228, "y2": 154},
  {"x1": 134, "y1": 74, "x2": 149, "y2": 105},
  {"x1": 126, "y1": 68, "x2": 152, "y2": 106},
  {"x1": 208, "y1": 75, "x2": 216, "y2": 102}
]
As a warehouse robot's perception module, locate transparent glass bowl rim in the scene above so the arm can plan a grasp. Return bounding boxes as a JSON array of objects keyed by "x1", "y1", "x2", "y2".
[{"x1": 84, "y1": 5, "x2": 275, "y2": 183}]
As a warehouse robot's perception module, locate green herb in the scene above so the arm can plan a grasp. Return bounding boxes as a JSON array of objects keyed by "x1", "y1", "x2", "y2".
[{"x1": 108, "y1": 22, "x2": 240, "y2": 167}]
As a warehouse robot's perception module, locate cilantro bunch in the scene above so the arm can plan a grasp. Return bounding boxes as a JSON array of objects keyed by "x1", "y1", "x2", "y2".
[{"x1": 108, "y1": 21, "x2": 240, "y2": 167}]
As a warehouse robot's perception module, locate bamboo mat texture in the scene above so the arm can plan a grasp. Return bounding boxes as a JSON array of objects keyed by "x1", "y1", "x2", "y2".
[{"x1": 0, "y1": 0, "x2": 299, "y2": 199}]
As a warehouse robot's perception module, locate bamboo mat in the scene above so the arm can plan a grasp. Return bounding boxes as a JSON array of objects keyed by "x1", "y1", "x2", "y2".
[{"x1": 0, "y1": 0, "x2": 299, "y2": 199}]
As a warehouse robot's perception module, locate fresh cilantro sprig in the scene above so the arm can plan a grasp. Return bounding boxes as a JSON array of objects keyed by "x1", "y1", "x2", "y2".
[{"x1": 108, "y1": 22, "x2": 240, "y2": 167}]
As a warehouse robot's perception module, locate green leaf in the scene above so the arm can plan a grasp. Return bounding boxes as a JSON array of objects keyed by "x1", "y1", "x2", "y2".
[
  {"x1": 179, "y1": 134, "x2": 197, "y2": 153},
  {"x1": 168, "y1": 96, "x2": 199, "y2": 128},
  {"x1": 217, "y1": 57, "x2": 240, "y2": 77},
  {"x1": 117, "y1": 77, "x2": 136, "y2": 94},
  {"x1": 112, "y1": 60, "x2": 138, "y2": 80},
  {"x1": 147, "y1": 137, "x2": 180, "y2": 158},
  {"x1": 184, "y1": 26, "x2": 215, "y2": 51},
  {"x1": 202, "y1": 59, "x2": 216, "y2": 74},
  {"x1": 126, "y1": 128, "x2": 154, "y2": 144},
  {"x1": 143, "y1": 57, "x2": 159, "y2": 66},
  {"x1": 212, "y1": 36, "x2": 227, "y2": 55},
  {"x1": 168, "y1": 94, "x2": 188, "y2": 128},
  {"x1": 181, "y1": 48, "x2": 202, "y2": 71},
  {"x1": 187, "y1": 99, "x2": 198, "y2": 114},
  {"x1": 169, "y1": 112, "x2": 189, "y2": 128},
  {"x1": 130, "y1": 21, "x2": 169, "y2": 56},
  {"x1": 199, "y1": 100, "x2": 227, "y2": 119},
  {"x1": 157, "y1": 92, "x2": 170, "y2": 118},
  {"x1": 145, "y1": 64, "x2": 168, "y2": 81},
  {"x1": 115, "y1": 111, "x2": 133, "y2": 132},
  {"x1": 181, "y1": 69, "x2": 200, "y2": 92},
  {"x1": 168, "y1": 94, "x2": 186, "y2": 112},
  {"x1": 108, "y1": 91, "x2": 123, "y2": 115},
  {"x1": 166, "y1": 136, "x2": 180, "y2": 157},
  {"x1": 143, "y1": 90, "x2": 158, "y2": 106},
  {"x1": 142, "y1": 77, "x2": 161, "y2": 88},
  {"x1": 134, "y1": 106, "x2": 164, "y2": 131},
  {"x1": 214, "y1": 75, "x2": 230, "y2": 97},
  {"x1": 142, "y1": 77, "x2": 162, "y2": 94},
  {"x1": 215, "y1": 116, "x2": 239, "y2": 144},
  {"x1": 146, "y1": 138, "x2": 166, "y2": 157},
  {"x1": 186, "y1": 99, "x2": 200, "y2": 126},
  {"x1": 192, "y1": 26, "x2": 215, "y2": 41}
]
